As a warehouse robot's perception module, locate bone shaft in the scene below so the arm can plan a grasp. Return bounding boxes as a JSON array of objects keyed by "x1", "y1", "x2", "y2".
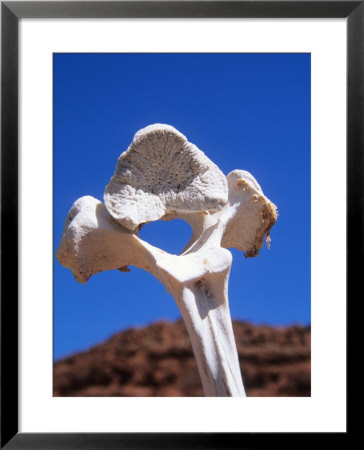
[{"x1": 173, "y1": 284, "x2": 246, "y2": 397}]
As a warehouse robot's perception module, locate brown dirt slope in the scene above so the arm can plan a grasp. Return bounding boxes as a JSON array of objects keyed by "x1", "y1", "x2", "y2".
[{"x1": 54, "y1": 320, "x2": 310, "y2": 397}]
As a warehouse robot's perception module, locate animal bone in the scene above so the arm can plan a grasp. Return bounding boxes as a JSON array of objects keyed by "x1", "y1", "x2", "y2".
[
  {"x1": 104, "y1": 124, "x2": 228, "y2": 231},
  {"x1": 56, "y1": 124, "x2": 277, "y2": 396}
]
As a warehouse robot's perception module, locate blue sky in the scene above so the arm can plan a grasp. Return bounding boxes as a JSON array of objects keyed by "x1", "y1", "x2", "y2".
[{"x1": 54, "y1": 53, "x2": 311, "y2": 361}]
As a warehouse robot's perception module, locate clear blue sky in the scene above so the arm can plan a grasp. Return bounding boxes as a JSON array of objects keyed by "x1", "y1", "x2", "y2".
[{"x1": 54, "y1": 53, "x2": 311, "y2": 361}]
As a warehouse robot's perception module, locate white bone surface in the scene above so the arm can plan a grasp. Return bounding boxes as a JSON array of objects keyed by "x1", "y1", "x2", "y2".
[
  {"x1": 104, "y1": 124, "x2": 228, "y2": 230},
  {"x1": 57, "y1": 125, "x2": 277, "y2": 397}
]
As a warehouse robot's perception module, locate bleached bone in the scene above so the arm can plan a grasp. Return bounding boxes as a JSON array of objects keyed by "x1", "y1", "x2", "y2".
[
  {"x1": 56, "y1": 124, "x2": 277, "y2": 397},
  {"x1": 104, "y1": 124, "x2": 228, "y2": 230},
  {"x1": 180, "y1": 169, "x2": 277, "y2": 257}
]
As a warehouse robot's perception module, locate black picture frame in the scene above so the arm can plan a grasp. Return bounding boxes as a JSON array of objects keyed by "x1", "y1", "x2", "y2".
[{"x1": 1, "y1": 1, "x2": 358, "y2": 448}]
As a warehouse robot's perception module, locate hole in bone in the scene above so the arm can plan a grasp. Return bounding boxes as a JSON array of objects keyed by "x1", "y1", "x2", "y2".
[
  {"x1": 196, "y1": 279, "x2": 212, "y2": 298},
  {"x1": 138, "y1": 218, "x2": 192, "y2": 255},
  {"x1": 194, "y1": 279, "x2": 216, "y2": 319}
]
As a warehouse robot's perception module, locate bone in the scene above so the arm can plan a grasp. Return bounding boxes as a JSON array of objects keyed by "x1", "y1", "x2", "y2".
[
  {"x1": 56, "y1": 124, "x2": 277, "y2": 397},
  {"x1": 104, "y1": 124, "x2": 228, "y2": 230}
]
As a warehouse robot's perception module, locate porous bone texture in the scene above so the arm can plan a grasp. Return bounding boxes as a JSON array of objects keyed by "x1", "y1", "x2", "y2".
[{"x1": 104, "y1": 124, "x2": 228, "y2": 230}]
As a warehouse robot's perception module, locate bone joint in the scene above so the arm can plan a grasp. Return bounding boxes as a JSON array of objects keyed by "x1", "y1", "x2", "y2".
[{"x1": 56, "y1": 124, "x2": 277, "y2": 397}]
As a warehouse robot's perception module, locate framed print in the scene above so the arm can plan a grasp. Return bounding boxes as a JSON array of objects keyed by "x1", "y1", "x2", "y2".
[{"x1": 1, "y1": 1, "x2": 359, "y2": 448}]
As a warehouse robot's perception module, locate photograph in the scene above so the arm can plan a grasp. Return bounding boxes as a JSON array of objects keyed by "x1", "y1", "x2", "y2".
[
  {"x1": 53, "y1": 52, "x2": 311, "y2": 398},
  {"x1": 1, "y1": 0, "x2": 356, "y2": 445}
]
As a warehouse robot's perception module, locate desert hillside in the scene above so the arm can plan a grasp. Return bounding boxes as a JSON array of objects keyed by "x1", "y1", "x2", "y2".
[{"x1": 54, "y1": 320, "x2": 310, "y2": 397}]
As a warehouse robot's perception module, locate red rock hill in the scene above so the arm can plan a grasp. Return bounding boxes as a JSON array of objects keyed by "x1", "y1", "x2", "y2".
[{"x1": 54, "y1": 320, "x2": 310, "y2": 397}]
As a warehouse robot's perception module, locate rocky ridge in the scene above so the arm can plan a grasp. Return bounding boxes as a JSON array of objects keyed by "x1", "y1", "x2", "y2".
[{"x1": 54, "y1": 320, "x2": 310, "y2": 397}]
